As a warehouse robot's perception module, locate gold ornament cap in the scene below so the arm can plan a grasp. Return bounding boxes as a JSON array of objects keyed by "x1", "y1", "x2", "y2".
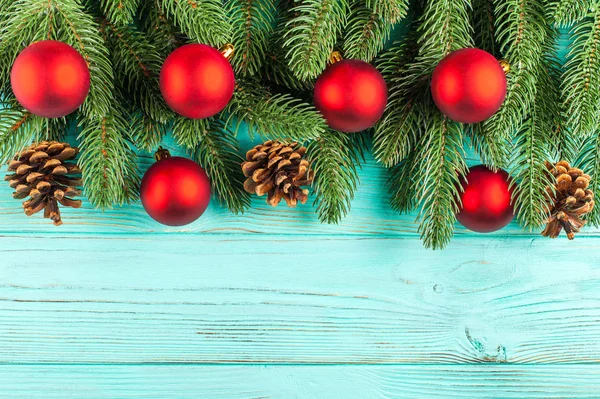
[
  {"x1": 499, "y1": 59, "x2": 510, "y2": 74},
  {"x1": 328, "y1": 50, "x2": 343, "y2": 65},
  {"x1": 220, "y1": 43, "x2": 235, "y2": 60},
  {"x1": 154, "y1": 147, "x2": 171, "y2": 161}
]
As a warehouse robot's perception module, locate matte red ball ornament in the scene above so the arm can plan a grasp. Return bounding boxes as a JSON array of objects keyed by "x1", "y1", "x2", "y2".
[
  {"x1": 11, "y1": 40, "x2": 90, "y2": 118},
  {"x1": 140, "y1": 149, "x2": 211, "y2": 226},
  {"x1": 314, "y1": 59, "x2": 388, "y2": 133},
  {"x1": 160, "y1": 43, "x2": 235, "y2": 119},
  {"x1": 431, "y1": 48, "x2": 507, "y2": 124},
  {"x1": 456, "y1": 165, "x2": 514, "y2": 233}
]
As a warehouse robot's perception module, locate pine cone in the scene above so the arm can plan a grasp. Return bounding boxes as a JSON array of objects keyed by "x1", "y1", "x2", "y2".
[
  {"x1": 541, "y1": 160, "x2": 595, "y2": 240},
  {"x1": 4, "y1": 141, "x2": 83, "y2": 226},
  {"x1": 242, "y1": 140, "x2": 314, "y2": 207}
]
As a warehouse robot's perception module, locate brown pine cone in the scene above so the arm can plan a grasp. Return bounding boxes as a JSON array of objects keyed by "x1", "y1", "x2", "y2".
[
  {"x1": 541, "y1": 160, "x2": 595, "y2": 240},
  {"x1": 4, "y1": 141, "x2": 83, "y2": 226},
  {"x1": 242, "y1": 140, "x2": 314, "y2": 207}
]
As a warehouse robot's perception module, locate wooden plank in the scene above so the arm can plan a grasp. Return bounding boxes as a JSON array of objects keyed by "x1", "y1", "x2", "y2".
[
  {"x1": 2, "y1": 134, "x2": 597, "y2": 237},
  {"x1": 1, "y1": 364, "x2": 599, "y2": 398},
  {"x1": 1, "y1": 234, "x2": 599, "y2": 364}
]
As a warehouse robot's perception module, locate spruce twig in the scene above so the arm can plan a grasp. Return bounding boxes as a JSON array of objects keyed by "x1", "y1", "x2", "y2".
[
  {"x1": 0, "y1": 102, "x2": 44, "y2": 164},
  {"x1": 343, "y1": 4, "x2": 392, "y2": 62},
  {"x1": 194, "y1": 119, "x2": 250, "y2": 214},
  {"x1": 77, "y1": 110, "x2": 140, "y2": 208},
  {"x1": 227, "y1": 0, "x2": 277, "y2": 76},
  {"x1": 308, "y1": 130, "x2": 362, "y2": 224},
  {"x1": 373, "y1": 33, "x2": 423, "y2": 167},
  {"x1": 576, "y1": 130, "x2": 600, "y2": 226},
  {"x1": 549, "y1": 0, "x2": 594, "y2": 27},
  {"x1": 483, "y1": 0, "x2": 549, "y2": 140},
  {"x1": 404, "y1": 0, "x2": 472, "y2": 249},
  {"x1": 99, "y1": 0, "x2": 140, "y2": 25},
  {"x1": 365, "y1": 0, "x2": 408, "y2": 24},
  {"x1": 561, "y1": 6, "x2": 600, "y2": 139},
  {"x1": 227, "y1": 80, "x2": 326, "y2": 142},
  {"x1": 160, "y1": 0, "x2": 231, "y2": 47},
  {"x1": 283, "y1": 0, "x2": 349, "y2": 80},
  {"x1": 101, "y1": 21, "x2": 173, "y2": 124}
]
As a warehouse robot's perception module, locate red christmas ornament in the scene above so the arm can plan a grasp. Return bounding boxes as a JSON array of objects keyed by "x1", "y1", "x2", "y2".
[
  {"x1": 11, "y1": 40, "x2": 90, "y2": 118},
  {"x1": 456, "y1": 165, "x2": 514, "y2": 233},
  {"x1": 431, "y1": 48, "x2": 507, "y2": 124},
  {"x1": 160, "y1": 43, "x2": 235, "y2": 119},
  {"x1": 314, "y1": 59, "x2": 388, "y2": 133},
  {"x1": 140, "y1": 149, "x2": 211, "y2": 226}
]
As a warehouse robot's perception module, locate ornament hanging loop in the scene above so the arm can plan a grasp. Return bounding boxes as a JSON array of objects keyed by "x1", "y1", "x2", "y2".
[
  {"x1": 220, "y1": 43, "x2": 235, "y2": 60},
  {"x1": 328, "y1": 50, "x2": 343, "y2": 65},
  {"x1": 154, "y1": 147, "x2": 171, "y2": 161}
]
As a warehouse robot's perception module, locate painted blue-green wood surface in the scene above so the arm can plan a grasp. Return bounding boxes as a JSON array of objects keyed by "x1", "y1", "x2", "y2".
[
  {"x1": 2, "y1": 135, "x2": 600, "y2": 397},
  {"x1": 2, "y1": 34, "x2": 600, "y2": 398}
]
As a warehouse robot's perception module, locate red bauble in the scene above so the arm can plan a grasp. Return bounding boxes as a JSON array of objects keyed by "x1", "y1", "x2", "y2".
[
  {"x1": 314, "y1": 59, "x2": 388, "y2": 133},
  {"x1": 456, "y1": 165, "x2": 514, "y2": 233},
  {"x1": 160, "y1": 44, "x2": 235, "y2": 119},
  {"x1": 140, "y1": 153, "x2": 211, "y2": 226},
  {"x1": 431, "y1": 48, "x2": 507, "y2": 124},
  {"x1": 11, "y1": 41, "x2": 90, "y2": 118}
]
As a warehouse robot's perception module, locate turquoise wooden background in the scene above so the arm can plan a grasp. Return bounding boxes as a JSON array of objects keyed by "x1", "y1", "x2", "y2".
[{"x1": 2, "y1": 33, "x2": 600, "y2": 398}]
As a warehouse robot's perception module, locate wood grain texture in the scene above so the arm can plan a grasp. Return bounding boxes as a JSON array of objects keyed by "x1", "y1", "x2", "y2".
[
  {"x1": 1, "y1": 365, "x2": 600, "y2": 398},
  {"x1": 1, "y1": 234, "x2": 599, "y2": 364}
]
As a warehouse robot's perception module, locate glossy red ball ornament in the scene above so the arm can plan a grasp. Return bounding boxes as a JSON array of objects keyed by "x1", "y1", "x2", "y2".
[
  {"x1": 314, "y1": 59, "x2": 388, "y2": 133},
  {"x1": 11, "y1": 40, "x2": 90, "y2": 118},
  {"x1": 431, "y1": 48, "x2": 507, "y2": 124},
  {"x1": 140, "y1": 151, "x2": 211, "y2": 226},
  {"x1": 456, "y1": 165, "x2": 514, "y2": 233},
  {"x1": 160, "y1": 43, "x2": 235, "y2": 119}
]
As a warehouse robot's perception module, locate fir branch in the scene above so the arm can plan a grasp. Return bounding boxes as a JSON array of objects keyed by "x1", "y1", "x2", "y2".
[
  {"x1": 227, "y1": 0, "x2": 276, "y2": 76},
  {"x1": 193, "y1": 119, "x2": 250, "y2": 214},
  {"x1": 549, "y1": 0, "x2": 594, "y2": 27},
  {"x1": 472, "y1": 0, "x2": 497, "y2": 55},
  {"x1": 101, "y1": 21, "x2": 173, "y2": 123},
  {"x1": 258, "y1": 45, "x2": 314, "y2": 91},
  {"x1": 415, "y1": 112, "x2": 467, "y2": 249},
  {"x1": 0, "y1": 103, "x2": 44, "y2": 164},
  {"x1": 510, "y1": 114, "x2": 553, "y2": 231},
  {"x1": 44, "y1": 116, "x2": 74, "y2": 142},
  {"x1": 365, "y1": 0, "x2": 408, "y2": 24},
  {"x1": 308, "y1": 130, "x2": 362, "y2": 224},
  {"x1": 510, "y1": 47, "x2": 561, "y2": 230},
  {"x1": 388, "y1": 150, "x2": 418, "y2": 213},
  {"x1": 484, "y1": 0, "x2": 549, "y2": 140},
  {"x1": 402, "y1": 0, "x2": 472, "y2": 249},
  {"x1": 140, "y1": 0, "x2": 186, "y2": 57},
  {"x1": 561, "y1": 7, "x2": 600, "y2": 139},
  {"x1": 131, "y1": 112, "x2": 169, "y2": 152},
  {"x1": 283, "y1": 0, "x2": 349, "y2": 80},
  {"x1": 172, "y1": 117, "x2": 209, "y2": 150},
  {"x1": 575, "y1": 130, "x2": 600, "y2": 226},
  {"x1": 77, "y1": 111, "x2": 140, "y2": 208},
  {"x1": 468, "y1": 123, "x2": 510, "y2": 168},
  {"x1": 414, "y1": 0, "x2": 472, "y2": 64},
  {"x1": 100, "y1": 0, "x2": 140, "y2": 25},
  {"x1": 373, "y1": 35, "x2": 424, "y2": 167},
  {"x1": 343, "y1": 5, "x2": 392, "y2": 62},
  {"x1": 160, "y1": 0, "x2": 231, "y2": 47},
  {"x1": 227, "y1": 80, "x2": 326, "y2": 141}
]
